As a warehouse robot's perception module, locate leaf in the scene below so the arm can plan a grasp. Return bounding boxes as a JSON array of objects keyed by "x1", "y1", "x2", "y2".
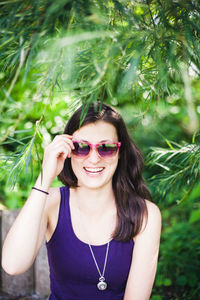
[{"x1": 189, "y1": 208, "x2": 200, "y2": 224}]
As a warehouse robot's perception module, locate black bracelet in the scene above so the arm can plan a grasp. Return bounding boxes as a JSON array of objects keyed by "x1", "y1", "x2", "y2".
[{"x1": 32, "y1": 187, "x2": 49, "y2": 195}]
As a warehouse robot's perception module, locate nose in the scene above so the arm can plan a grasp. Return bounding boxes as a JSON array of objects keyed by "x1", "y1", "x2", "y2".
[{"x1": 87, "y1": 147, "x2": 101, "y2": 163}]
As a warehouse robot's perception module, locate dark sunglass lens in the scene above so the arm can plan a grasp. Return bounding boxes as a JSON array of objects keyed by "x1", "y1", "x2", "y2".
[
  {"x1": 72, "y1": 142, "x2": 90, "y2": 156},
  {"x1": 98, "y1": 144, "x2": 118, "y2": 157}
]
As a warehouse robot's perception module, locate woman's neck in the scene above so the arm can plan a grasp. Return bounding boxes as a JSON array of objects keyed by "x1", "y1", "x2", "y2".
[{"x1": 71, "y1": 184, "x2": 116, "y2": 217}]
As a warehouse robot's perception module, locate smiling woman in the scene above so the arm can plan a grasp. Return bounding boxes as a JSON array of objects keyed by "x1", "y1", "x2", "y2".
[{"x1": 2, "y1": 102, "x2": 161, "y2": 300}]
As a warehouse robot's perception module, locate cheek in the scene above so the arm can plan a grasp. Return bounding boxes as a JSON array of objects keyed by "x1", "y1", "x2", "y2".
[
  {"x1": 71, "y1": 157, "x2": 81, "y2": 175},
  {"x1": 107, "y1": 158, "x2": 119, "y2": 174},
  {"x1": 113, "y1": 161, "x2": 119, "y2": 174}
]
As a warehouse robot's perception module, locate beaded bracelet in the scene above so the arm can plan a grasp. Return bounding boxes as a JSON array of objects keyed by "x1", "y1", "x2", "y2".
[{"x1": 32, "y1": 187, "x2": 49, "y2": 195}]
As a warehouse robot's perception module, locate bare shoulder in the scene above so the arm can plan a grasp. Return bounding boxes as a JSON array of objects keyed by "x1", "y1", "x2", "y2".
[
  {"x1": 134, "y1": 200, "x2": 161, "y2": 242},
  {"x1": 45, "y1": 187, "x2": 61, "y2": 213},
  {"x1": 48, "y1": 186, "x2": 61, "y2": 200},
  {"x1": 145, "y1": 199, "x2": 162, "y2": 223},
  {"x1": 143, "y1": 199, "x2": 162, "y2": 235},
  {"x1": 45, "y1": 187, "x2": 61, "y2": 241}
]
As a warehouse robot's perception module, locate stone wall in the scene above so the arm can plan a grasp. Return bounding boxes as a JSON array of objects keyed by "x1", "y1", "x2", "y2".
[{"x1": 0, "y1": 210, "x2": 50, "y2": 299}]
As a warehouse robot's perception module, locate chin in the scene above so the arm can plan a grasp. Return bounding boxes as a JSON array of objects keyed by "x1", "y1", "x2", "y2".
[{"x1": 78, "y1": 179, "x2": 111, "y2": 190}]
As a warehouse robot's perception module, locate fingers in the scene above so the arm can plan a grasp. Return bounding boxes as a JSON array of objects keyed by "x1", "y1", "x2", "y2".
[
  {"x1": 52, "y1": 134, "x2": 74, "y2": 147},
  {"x1": 45, "y1": 134, "x2": 75, "y2": 159},
  {"x1": 58, "y1": 135, "x2": 75, "y2": 158},
  {"x1": 41, "y1": 134, "x2": 75, "y2": 183}
]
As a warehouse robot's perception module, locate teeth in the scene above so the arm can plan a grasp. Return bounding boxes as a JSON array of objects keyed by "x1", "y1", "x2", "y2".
[{"x1": 84, "y1": 167, "x2": 104, "y2": 173}]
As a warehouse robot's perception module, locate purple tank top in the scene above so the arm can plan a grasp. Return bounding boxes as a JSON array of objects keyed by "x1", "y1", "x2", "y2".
[{"x1": 46, "y1": 186, "x2": 134, "y2": 300}]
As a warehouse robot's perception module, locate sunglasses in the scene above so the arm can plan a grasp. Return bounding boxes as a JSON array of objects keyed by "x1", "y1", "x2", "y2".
[{"x1": 72, "y1": 140, "x2": 121, "y2": 158}]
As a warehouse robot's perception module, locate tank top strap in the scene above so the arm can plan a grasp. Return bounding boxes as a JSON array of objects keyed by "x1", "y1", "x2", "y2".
[
  {"x1": 59, "y1": 186, "x2": 70, "y2": 222},
  {"x1": 59, "y1": 186, "x2": 78, "y2": 240}
]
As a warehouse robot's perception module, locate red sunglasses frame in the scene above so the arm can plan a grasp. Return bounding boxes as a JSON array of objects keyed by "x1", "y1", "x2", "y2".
[{"x1": 72, "y1": 140, "x2": 121, "y2": 158}]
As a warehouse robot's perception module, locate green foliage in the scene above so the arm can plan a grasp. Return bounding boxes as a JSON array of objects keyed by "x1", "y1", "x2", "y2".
[
  {"x1": 1, "y1": 0, "x2": 200, "y2": 105},
  {"x1": 147, "y1": 138, "x2": 200, "y2": 202},
  {"x1": 152, "y1": 184, "x2": 200, "y2": 300}
]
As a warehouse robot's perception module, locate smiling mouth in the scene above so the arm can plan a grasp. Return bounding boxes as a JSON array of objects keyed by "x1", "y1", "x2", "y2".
[{"x1": 84, "y1": 167, "x2": 104, "y2": 174}]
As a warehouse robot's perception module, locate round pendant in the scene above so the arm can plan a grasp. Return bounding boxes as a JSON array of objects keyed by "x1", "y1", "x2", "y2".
[{"x1": 97, "y1": 276, "x2": 107, "y2": 290}]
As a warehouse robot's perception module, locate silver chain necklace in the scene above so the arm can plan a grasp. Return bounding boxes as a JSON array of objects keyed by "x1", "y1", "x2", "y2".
[
  {"x1": 88, "y1": 241, "x2": 110, "y2": 290},
  {"x1": 77, "y1": 202, "x2": 110, "y2": 290}
]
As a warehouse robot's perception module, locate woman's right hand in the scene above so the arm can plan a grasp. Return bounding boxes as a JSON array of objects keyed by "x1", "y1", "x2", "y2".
[{"x1": 42, "y1": 134, "x2": 74, "y2": 185}]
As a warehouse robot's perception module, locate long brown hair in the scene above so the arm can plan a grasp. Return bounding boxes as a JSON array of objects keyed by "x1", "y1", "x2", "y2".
[{"x1": 58, "y1": 102, "x2": 151, "y2": 242}]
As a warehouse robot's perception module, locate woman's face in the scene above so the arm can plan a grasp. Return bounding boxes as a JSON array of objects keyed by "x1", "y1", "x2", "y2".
[{"x1": 71, "y1": 120, "x2": 120, "y2": 190}]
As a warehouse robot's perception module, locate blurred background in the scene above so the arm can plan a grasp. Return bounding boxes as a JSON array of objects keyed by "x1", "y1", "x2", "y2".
[{"x1": 0, "y1": 1, "x2": 200, "y2": 299}]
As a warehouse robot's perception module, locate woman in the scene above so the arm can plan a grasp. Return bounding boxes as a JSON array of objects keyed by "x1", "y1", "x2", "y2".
[{"x1": 2, "y1": 102, "x2": 161, "y2": 300}]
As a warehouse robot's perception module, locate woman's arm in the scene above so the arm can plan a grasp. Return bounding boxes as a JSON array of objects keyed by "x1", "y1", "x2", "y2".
[
  {"x1": 124, "y1": 201, "x2": 162, "y2": 300},
  {"x1": 2, "y1": 176, "x2": 51, "y2": 275},
  {"x1": 1, "y1": 134, "x2": 74, "y2": 275}
]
